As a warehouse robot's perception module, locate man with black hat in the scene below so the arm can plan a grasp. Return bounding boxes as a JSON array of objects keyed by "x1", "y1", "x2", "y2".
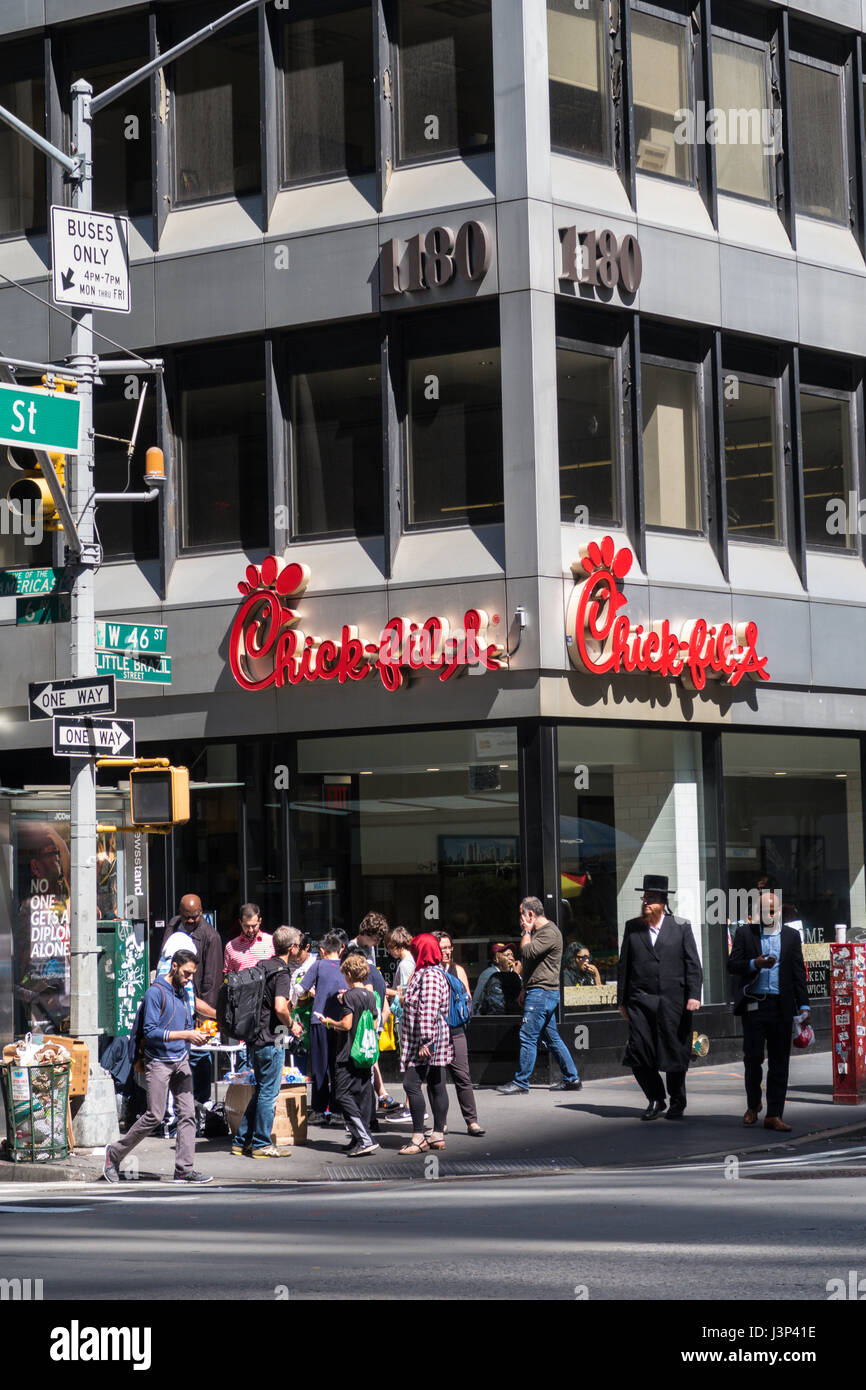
[{"x1": 617, "y1": 874, "x2": 702, "y2": 1120}]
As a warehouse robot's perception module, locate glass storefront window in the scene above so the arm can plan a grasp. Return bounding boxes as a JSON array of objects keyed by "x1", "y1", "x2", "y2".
[
  {"x1": 281, "y1": 2, "x2": 375, "y2": 184},
  {"x1": 801, "y1": 391, "x2": 854, "y2": 550},
  {"x1": 631, "y1": 6, "x2": 692, "y2": 182},
  {"x1": 641, "y1": 361, "x2": 701, "y2": 532},
  {"x1": 295, "y1": 728, "x2": 519, "y2": 986},
  {"x1": 557, "y1": 726, "x2": 707, "y2": 1007},
  {"x1": 547, "y1": 0, "x2": 611, "y2": 163},
  {"x1": 557, "y1": 348, "x2": 618, "y2": 524},
  {"x1": 723, "y1": 733, "x2": 866, "y2": 998},
  {"x1": 172, "y1": 744, "x2": 244, "y2": 940},
  {"x1": 397, "y1": 0, "x2": 494, "y2": 163},
  {"x1": 724, "y1": 378, "x2": 780, "y2": 542}
]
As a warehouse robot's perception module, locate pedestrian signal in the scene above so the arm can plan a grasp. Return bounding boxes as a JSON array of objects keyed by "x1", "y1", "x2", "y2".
[{"x1": 129, "y1": 766, "x2": 190, "y2": 828}]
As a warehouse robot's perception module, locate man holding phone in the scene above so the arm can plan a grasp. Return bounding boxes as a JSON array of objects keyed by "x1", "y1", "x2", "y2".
[{"x1": 728, "y1": 882, "x2": 810, "y2": 1132}]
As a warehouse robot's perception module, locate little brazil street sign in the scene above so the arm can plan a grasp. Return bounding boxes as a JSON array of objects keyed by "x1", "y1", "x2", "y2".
[
  {"x1": 29, "y1": 675, "x2": 116, "y2": 721},
  {"x1": 96, "y1": 621, "x2": 168, "y2": 654},
  {"x1": 96, "y1": 650, "x2": 172, "y2": 684},
  {"x1": 0, "y1": 384, "x2": 81, "y2": 454},
  {"x1": 53, "y1": 717, "x2": 135, "y2": 759},
  {"x1": 50, "y1": 206, "x2": 131, "y2": 314}
]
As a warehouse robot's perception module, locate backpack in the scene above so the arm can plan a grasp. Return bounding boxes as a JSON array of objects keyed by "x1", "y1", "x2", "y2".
[
  {"x1": 445, "y1": 971, "x2": 471, "y2": 1029},
  {"x1": 349, "y1": 1009, "x2": 380, "y2": 1067},
  {"x1": 217, "y1": 958, "x2": 284, "y2": 1043},
  {"x1": 127, "y1": 978, "x2": 173, "y2": 1072}
]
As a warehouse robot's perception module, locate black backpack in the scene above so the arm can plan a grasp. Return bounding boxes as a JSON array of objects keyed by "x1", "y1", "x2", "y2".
[
  {"x1": 217, "y1": 958, "x2": 284, "y2": 1043},
  {"x1": 127, "y1": 978, "x2": 172, "y2": 1072}
]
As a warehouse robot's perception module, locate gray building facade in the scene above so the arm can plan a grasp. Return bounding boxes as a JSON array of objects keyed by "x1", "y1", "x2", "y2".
[{"x1": 0, "y1": 0, "x2": 863, "y2": 1073}]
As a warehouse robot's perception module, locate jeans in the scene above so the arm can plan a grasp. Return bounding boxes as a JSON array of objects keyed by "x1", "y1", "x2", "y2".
[
  {"x1": 514, "y1": 988, "x2": 579, "y2": 1089},
  {"x1": 235, "y1": 1044, "x2": 285, "y2": 1152},
  {"x1": 188, "y1": 1049, "x2": 212, "y2": 1104}
]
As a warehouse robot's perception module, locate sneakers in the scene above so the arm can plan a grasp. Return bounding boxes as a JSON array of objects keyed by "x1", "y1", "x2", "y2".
[
  {"x1": 173, "y1": 1170, "x2": 214, "y2": 1184},
  {"x1": 231, "y1": 1144, "x2": 251, "y2": 1157},
  {"x1": 251, "y1": 1145, "x2": 289, "y2": 1158},
  {"x1": 378, "y1": 1095, "x2": 403, "y2": 1113},
  {"x1": 102, "y1": 1147, "x2": 120, "y2": 1184},
  {"x1": 346, "y1": 1141, "x2": 379, "y2": 1157}
]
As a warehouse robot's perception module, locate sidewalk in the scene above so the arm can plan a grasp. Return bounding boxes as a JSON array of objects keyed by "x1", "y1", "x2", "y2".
[{"x1": 2, "y1": 1052, "x2": 863, "y2": 1184}]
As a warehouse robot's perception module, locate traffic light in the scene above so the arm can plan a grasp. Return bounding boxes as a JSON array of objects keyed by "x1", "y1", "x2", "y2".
[
  {"x1": 129, "y1": 766, "x2": 190, "y2": 828},
  {"x1": 7, "y1": 448, "x2": 65, "y2": 532}
]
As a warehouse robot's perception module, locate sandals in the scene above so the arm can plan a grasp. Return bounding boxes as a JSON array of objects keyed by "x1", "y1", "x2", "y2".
[
  {"x1": 426, "y1": 1135, "x2": 446, "y2": 1150},
  {"x1": 398, "y1": 1139, "x2": 430, "y2": 1156},
  {"x1": 466, "y1": 1124, "x2": 486, "y2": 1137}
]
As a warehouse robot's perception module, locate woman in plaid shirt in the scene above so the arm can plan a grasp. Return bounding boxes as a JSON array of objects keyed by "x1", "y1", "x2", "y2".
[{"x1": 398, "y1": 934, "x2": 454, "y2": 1155}]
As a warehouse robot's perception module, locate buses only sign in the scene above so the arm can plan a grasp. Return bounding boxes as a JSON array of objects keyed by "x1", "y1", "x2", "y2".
[{"x1": 50, "y1": 206, "x2": 131, "y2": 314}]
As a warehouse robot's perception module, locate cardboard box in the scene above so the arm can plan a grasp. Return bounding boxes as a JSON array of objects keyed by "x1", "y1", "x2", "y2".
[
  {"x1": 225, "y1": 1082, "x2": 307, "y2": 1146},
  {"x1": 42, "y1": 1037, "x2": 89, "y2": 1098}
]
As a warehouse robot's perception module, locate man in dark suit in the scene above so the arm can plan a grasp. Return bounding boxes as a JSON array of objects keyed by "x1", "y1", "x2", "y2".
[
  {"x1": 728, "y1": 884, "x2": 810, "y2": 1132},
  {"x1": 617, "y1": 874, "x2": 703, "y2": 1120}
]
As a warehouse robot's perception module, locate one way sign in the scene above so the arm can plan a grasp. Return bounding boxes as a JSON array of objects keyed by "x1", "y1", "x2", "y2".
[{"x1": 53, "y1": 717, "x2": 135, "y2": 759}]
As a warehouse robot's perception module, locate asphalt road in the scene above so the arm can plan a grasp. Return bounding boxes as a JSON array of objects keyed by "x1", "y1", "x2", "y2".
[{"x1": 1, "y1": 1151, "x2": 863, "y2": 1302}]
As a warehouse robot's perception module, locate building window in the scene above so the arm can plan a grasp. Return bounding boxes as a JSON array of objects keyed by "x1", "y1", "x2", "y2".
[
  {"x1": 178, "y1": 341, "x2": 268, "y2": 551},
  {"x1": 790, "y1": 52, "x2": 848, "y2": 225},
  {"x1": 287, "y1": 327, "x2": 383, "y2": 538},
  {"x1": 94, "y1": 373, "x2": 160, "y2": 562},
  {"x1": 630, "y1": 3, "x2": 692, "y2": 182},
  {"x1": 169, "y1": 3, "x2": 261, "y2": 205},
  {"x1": 396, "y1": 0, "x2": 494, "y2": 164},
  {"x1": 557, "y1": 347, "x2": 619, "y2": 524},
  {"x1": 801, "y1": 389, "x2": 854, "y2": 550},
  {"x1": 723, "y1": 732, "x2": 865, "y2": 959},
  {"x1": 557, "y1": 726, "x2": 710, "y2": 1001},
  {"x1": 0, "y1": 42, "x2": 45, "y2": 237},
  {"x1": 723, "y1": 377, "x2": 780, "y2": 543},
  {"x1": 280, "y1": 1, "x2": 375, "y2": 184},
  {"x1": 296, "y1": 727, "x2": 519, "y2": 985},
  {"x1": 547, "y1": 0, "x2": 611, "y2": 163},
  {"x1": 62, "y1": 18, "x2": 152, "y2": 217},
  {"x1": 405, "y1": 311, "x2": 502, "y2": 528},
  {"x1": 641, "y1": 360, "x2": 701, "y2": 532},
  {"x1": 711, "y1": 31, "x2": 773, "y2": 204}
]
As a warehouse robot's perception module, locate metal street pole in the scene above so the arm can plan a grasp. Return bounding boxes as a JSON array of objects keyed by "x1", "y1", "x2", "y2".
[{"x1": 67, "y1": 78, "x2": 117, "y2": 1146}]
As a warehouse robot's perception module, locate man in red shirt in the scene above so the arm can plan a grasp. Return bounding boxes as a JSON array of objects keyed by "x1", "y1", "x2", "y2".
[{"x1": 223, "y1": 903, "x2": 275, "y2": 974}]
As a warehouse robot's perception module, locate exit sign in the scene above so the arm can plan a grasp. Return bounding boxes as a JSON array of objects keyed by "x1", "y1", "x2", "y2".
[{"x1": 0, "y1": 384, "x2": 81, "y2": 455}]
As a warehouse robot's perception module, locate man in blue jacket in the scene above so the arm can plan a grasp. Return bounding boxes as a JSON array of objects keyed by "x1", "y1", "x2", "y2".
[{"x1": 103, "y1": 949, "x2": 213, "y2": 1184}]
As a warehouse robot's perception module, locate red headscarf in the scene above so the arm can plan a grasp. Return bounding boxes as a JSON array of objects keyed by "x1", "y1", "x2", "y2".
[{"x1": 410, "y1": 933, "x2": 443, "y2": 969}]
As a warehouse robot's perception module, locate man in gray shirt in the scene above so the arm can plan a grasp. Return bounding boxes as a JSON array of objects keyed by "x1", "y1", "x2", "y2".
[{"x1": 496, "y1": 896, "x2": 582, "y2": 1095}]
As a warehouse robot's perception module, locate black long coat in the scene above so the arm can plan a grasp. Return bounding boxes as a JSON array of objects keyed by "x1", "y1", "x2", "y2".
[{"x1": 617, "y1": 913, "x2": 703, "y2": 1073}]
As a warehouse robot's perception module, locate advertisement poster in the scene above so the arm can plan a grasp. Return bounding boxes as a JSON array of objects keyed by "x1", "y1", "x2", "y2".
[{"x1": 14, "y1": 816, "x2": 72, "y2": 1034}]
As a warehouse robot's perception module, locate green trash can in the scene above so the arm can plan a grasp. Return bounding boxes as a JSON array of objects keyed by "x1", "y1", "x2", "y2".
[{"x1": 2, "y1": 1060, "x2": 70, "y2": 1162}]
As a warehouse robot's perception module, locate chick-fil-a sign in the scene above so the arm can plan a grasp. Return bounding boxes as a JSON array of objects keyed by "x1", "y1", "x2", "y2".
[
  {"x1": 566, "y1": 536, "x2": 770, "y2": 690},
  {"x1": 230, "y1": 555, "x2": 505, "y2": 693}
]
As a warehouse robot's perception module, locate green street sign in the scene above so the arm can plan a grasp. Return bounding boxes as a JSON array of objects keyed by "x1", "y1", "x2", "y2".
[
  {"x1": 96, "y1": 621, "x2": 167, "y2": 654},
  {"x1": 96, "y1": 650, "x2": 172, "y2": 685},
  {"x1": 16, "y1": 592, "x2": 71, "y2": 625},
  {"x1": 0, "y1": 567, "x2": 66, "y2": 597},
  {"x1": 0, "y1": 384, "x2": 81, "y2": 454}
]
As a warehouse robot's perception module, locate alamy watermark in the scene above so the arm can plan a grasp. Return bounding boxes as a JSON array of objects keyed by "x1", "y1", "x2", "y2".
[
  {"x1": 0, "y1": 498, "x2": 43, "y2": 545},
  {"x1": 674, "y1": 102, "x2": 781, "y2": 157}
]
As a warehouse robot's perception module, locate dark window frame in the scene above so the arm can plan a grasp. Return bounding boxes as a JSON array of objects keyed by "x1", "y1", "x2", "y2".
[
  {"x1": 400, "y1": 303, "x2": 503, "y2": 534},
  {"x1": 710, "y1": 19, "x2": 777, "y2": 210},
  {"x1": 629, "y1": 0, "x2": 697, "y2": 190},
  {"x1": 547, "y1": 0, "x2": 614, "y2": 168},
  {"x1": 720, "y1": 361, "x2": 786, "y2": 550},
  {"x1": 639, "y1": 343, "x2": 708, "y2": 538},
  {"x1": 390, "y1": 0, "x2": 495, "y2": 171},
  {"x1": 798, "y1": 377, "x2": 858, "y2": 555},
  {"x1": 274, "y1": 0, "x2": 377, "y2": 192},
  {"x1": 788, "y1": 36, "x2": 853, "y2": 229},
  {"x1": 173, "y1": 336, "x2": 270, "y2": 557},
  {"x1": 278, "y1": 320, "x2": 385, "y2": 543},
  {"x1": 555, "y1": 331, "x2": 625, "y2": 528}
]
